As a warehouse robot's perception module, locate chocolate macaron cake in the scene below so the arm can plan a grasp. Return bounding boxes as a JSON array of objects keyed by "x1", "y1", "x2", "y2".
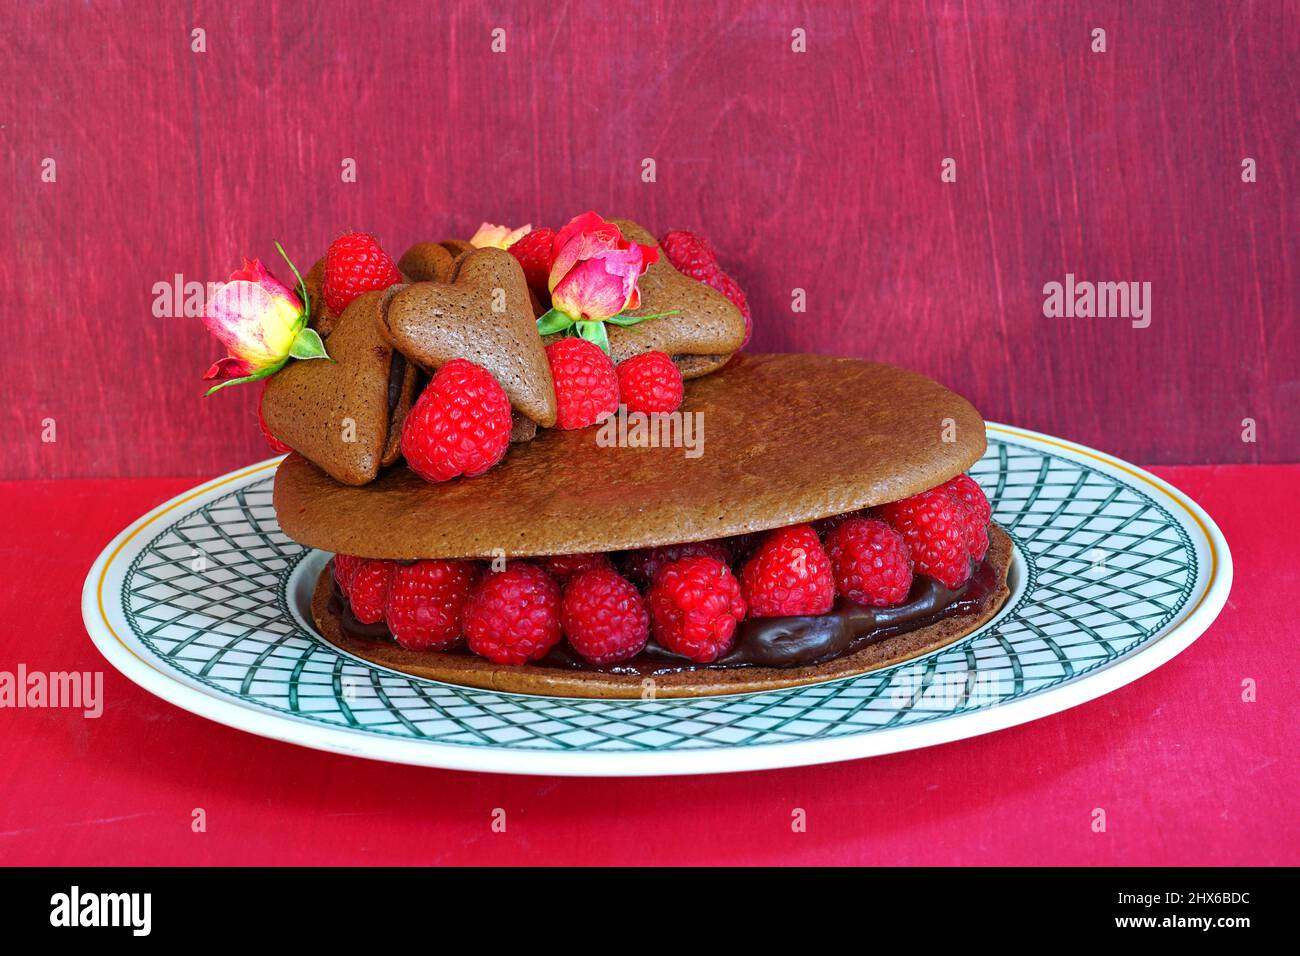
[{"x1": 202, "y1": 213, "x2": 1010, "y2": 699}]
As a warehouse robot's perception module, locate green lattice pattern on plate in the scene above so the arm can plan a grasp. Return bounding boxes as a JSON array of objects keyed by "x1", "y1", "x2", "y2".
[{"x1": 119, "y1": 439, "x2": 1196, "y2": 752}]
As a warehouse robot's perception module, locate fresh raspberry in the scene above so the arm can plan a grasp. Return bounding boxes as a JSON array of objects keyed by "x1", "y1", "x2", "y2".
[
  {"x1": 812, "y1": 509, "x2": 866, "y2": 539},
  {"x1": 561, "y1": 568, "x2": 650, "y2": 665},
  {"x1": 384, "y1": 559, "x2": 480, "y2": 651},
  {"x1": 941, "y1": 474, "x2": 992, "y2": 562},
  {"x1": 659, "y1": 229, "x2": 751, "y2": 348},
  {"x1": 740, "y1": 524, "x2": 836, "y2": 617},
  {"x1": 659, "y1": 229, "x2": 720, "y2": 283},
  {"x1": 332, "y1": 554, "x2": 364, "y2": 598},
  {"x1": 323, "y1": 232, "x2": 403, "y2": 315},
  {"x1": 707, "y1": 270, "x2": 752, "y2": 348},
  {"x1": 616, "y1": 351, "x2": 684, "y2": 415},
  {"x1": 401, "y1": 359, "x2": 513, "y2": 482},
  {"x1": 824, "y1": 518, "x2": 913, "y2": 608},
  {"x1": 541, "y1": 552, "x2": 614, "y2": 587},
  {"x1": 507, "y1": 227, "x2": 555, "y2": 291},
  {"x1": 622, "y1": 541, "x2": 732, "y2": 588},
  {"x1": 347, "y1": 559, "x2": 397, "y2": 624},
  {"x1": 463, "y1": 564, "x2": 563, "y2": 665},
  {"x1": 545, "y1": 338, "x2": 620, "y2": 429},
  {"x1": 878, "y1": 489, "x2": 973, "y2": 589},
  {"x1": 647, "y1": 556, "x2": 747, "y2": 663},
  {"x1": 258, "y1": 384, "x2": 292, "y2": 454}
]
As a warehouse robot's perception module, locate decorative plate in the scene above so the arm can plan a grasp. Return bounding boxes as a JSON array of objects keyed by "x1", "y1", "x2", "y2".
[{"x1": 83, "y1": 424, "x2": 1231, "y2": 776}]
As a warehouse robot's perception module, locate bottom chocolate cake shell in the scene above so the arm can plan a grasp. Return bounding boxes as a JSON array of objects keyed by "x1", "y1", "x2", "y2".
[{"x1": 308, "y1": 526, "x2": 1014, "y2": 699}]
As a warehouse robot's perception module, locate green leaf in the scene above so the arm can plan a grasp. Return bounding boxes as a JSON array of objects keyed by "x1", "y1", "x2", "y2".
[
  {"x1": 536, "y1": 309, "x2": 574, "y2": 336},
  {"x1": 606, "y1": 309, "x2": 679, "y2": 326},
  {"x1": 575, "y1": 320, "x2": 610, "y2": 354},
  {"x1": 289, "y1": 326, "x2": 329, "y2": 360}
]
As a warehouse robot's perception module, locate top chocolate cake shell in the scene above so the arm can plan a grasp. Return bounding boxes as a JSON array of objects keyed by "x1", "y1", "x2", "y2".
[{"x1": 273, "y1": 353, "x2": 986, "y2": 559}]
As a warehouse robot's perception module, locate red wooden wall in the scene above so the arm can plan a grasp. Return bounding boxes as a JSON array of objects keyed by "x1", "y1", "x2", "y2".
[{"x1": 2, "y1": 0, "x2": 1294, "y2": 478}]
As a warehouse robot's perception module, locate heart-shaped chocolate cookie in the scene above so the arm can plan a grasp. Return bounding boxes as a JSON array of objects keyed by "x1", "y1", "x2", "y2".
[
  {"x1": 380, "y1": 247, "x2": 557, "y2": 428},
  {"x1": 262, "y1": 286, "x2": 418, "y2": 486},
  {"x1": 398, "y1": 242, "x2": 458, "y2": 284},
  {"x1": 605, "y1": 218, "x2": 746, "y2": 378},
  {"x1": 440, "y1": 239, "x2": 475, "y2": 258}
]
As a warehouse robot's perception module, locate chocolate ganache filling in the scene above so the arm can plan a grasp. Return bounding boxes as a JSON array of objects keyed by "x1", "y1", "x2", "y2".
[{"x1": 328, "y1": 556, "x2": 999, "y2": 675}]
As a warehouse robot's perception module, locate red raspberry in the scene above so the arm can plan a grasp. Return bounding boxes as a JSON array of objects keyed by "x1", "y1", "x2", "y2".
[
  {"x1": 824, "y1": 518, "x2": 913, "y2": 608},
  {"x1": 540, "y1": 552, "x2": 614, "y2": 587},
  {"x1": 384, "y1": 559, "x2": 480, "y2": 651},
  {"x1": 812, "y1": 509, "x2": 866, "y2": 539},
  {"x1": 545, "y1": 338, "x2": 620, "y2": 430},
  {"x1": 332, "y1": 554, "x2": 364, "y2": 598},
  {"x1": 616, "y1": 351, "x2": 684, "y2": 414},
  {"x1": 647, "y1": 556, "x2": 747, "y2": 663},
  {"x1": 659, "y1": 229, "x2": 751, "y2": 348},
  {"x1": 561, "y1": 568, "x2": 650, "y2": 665},
  {"x1": 464, "y1": 564, "x2": 563, "y2": 665},
  {"x1": 323, "y1": 232, "x2": 403, "y2": 315},
  {"x1": 740, "y1": 524, "x2": 836, "y2": 617},
  {"x1": 258, "y1": 384, "x2": 292, "y2": 454},
  {"x1": 707, "y1": 270, "x2": 752, "y2": 348},
  {"x1": 401, "y1": 359, "x2": 512, "y2": 482},
  {"x1": 878, "y1": 488, "x2": 973, "y2": 589},
  {"x1": 622, "y1": 541, "x2": 732, "y2": 588},
  {"x1": 941, "y1": 474, "x2": 992, "y2": 562},
  {"x1": 507, "y1": 227, "x2": 556, "y2": 291},
  {"x1": 348, "y1": 559, "x2": 397, "y2": 624},
  {"x1": 659, "y1": 229, "x2": 720, "y2": 283}
]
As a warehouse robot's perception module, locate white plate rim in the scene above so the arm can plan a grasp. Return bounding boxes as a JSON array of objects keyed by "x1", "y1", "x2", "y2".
[{"x1": 82, "y1": 423, "x2": 1233, "y2": 776}]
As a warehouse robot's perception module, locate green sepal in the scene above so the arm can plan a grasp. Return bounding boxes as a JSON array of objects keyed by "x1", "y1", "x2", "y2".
[
  {"x1": 275, "y1": 240, "x2": 311, "y2": 323},
  {"x1": 536, "y1": 309, "x2": 575, "y2": 336},
  {"x1": 289, "y1": 326, "x2": 329, "y2": 361},
  {"x1": 203, "y1": 359, "x2": 288, "y2": 396},
  {"x1": 575, "y1": 320, "x2": 610, "y2": 354}
]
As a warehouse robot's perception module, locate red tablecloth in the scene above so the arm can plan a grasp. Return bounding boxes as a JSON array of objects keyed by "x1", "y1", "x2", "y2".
[{"x1": 1, "y1": 466, "x2": 1294, "y2": 866}]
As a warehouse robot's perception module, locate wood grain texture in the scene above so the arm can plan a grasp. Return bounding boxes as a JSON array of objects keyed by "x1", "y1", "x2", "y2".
[{"x1": 0, "y1": 0, "x2": 1294, "y2": 478}]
